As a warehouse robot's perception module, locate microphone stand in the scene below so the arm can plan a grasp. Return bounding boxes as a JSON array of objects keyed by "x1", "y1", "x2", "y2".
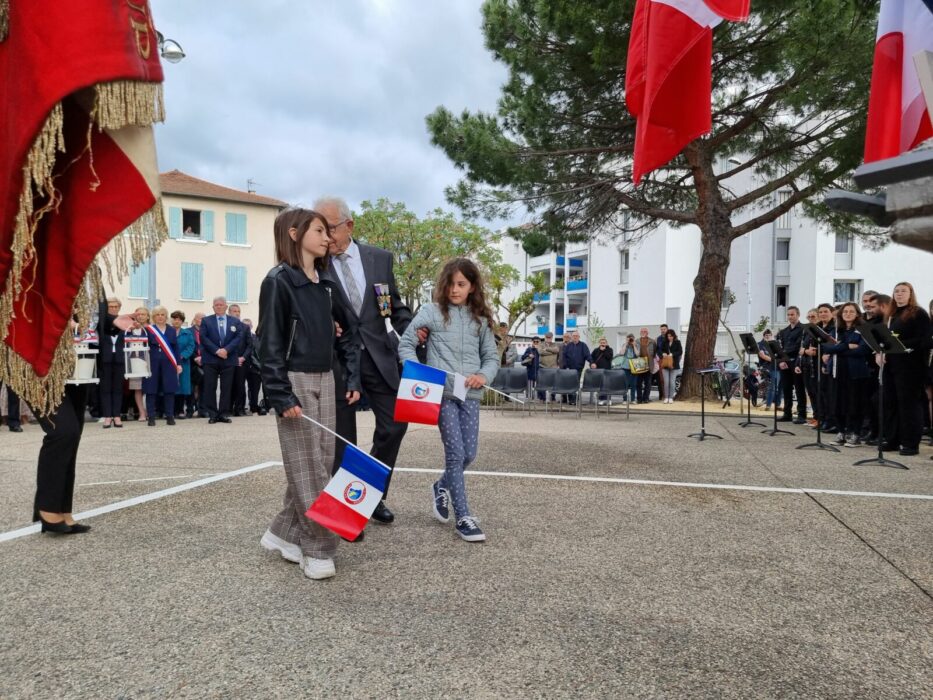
[
  {"x1": 798, "y1": 324, "x2": 838, "y2": 452},
  {"x1": 854, "y1": 325, "x2": 908, "y2": 470},
  {"x1": 762, "y1": 340, "x2": 793, "y2": 437}
]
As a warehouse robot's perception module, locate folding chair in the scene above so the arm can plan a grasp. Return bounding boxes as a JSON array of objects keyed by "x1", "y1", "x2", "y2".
[
  {"x1": 600, "y1": 370, "x2": 632, "y2": 419},
  {"x1": 489, "y1": 368, "x2": 508, "y2": 413},
  {"x1": 534, "y1": 368, "x2": 557, "y2": 414},
  {"x1": 502, "y1": 367, "x2": 531, "y2": 414},
  {"x1": 578, "y1": 369, "x2": 606, "y2": 418},
  {"x1": 551, "y1": 369, "x2": 581, "y2": 413}
]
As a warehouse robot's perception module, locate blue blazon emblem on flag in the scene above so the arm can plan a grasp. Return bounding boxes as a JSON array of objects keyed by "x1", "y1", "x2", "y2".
[
  {"x1": 343, "y1": 481, "x2": 366, "y2": 505},
  {"x1": 411, "y1": 383, "x2": 430, "y2": 400}
]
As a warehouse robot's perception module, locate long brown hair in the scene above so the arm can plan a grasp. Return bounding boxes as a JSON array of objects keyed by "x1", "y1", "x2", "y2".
[
  {"x1": 885, "y1": 281, "x2": 919, "y2": 322},
  {"x1": 434, "y1": 258, "x2": 495, "y2": 329},
  {"x1": 837, "y1": 302, "x2": 863, "y2": 330},
  {"x1": 273, "y1": 208, "x2": 331, "y2": 271}
]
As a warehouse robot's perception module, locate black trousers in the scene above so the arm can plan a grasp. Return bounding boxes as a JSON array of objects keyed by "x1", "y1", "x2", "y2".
[
  {"x1": 202, "y1": 363, "x2": 234, "y2": 418},
  {"x1": 4, "y1": 384, "x2": 21, "y2": 428},
  {"x1": 818, "y1": 372, "x2": 835, "y2": 425},
  {"x1": 246, "y1": 368, "x2": 262, "y2": 411},
  {"x1": 98, "y1": 361, "x2": 124, "y2": 418},
  {"x1": 834, "y1": 373, "x2": 870, "y2": 434},
  {"x1": 883, "y1": 362, "x2": 925, "y2": 450},
  {"x1": 333, "y1": 350, "x2": 408, "y2": 500},
  {"x1": 232, "y1": 363, "x2": 248, "y2": 414},
  {"x1": 780, "y1": 366, "x2": 807, "y2": 418},
  {"x1": 33, "y1": 385, "x2": 88, "y2": 517},
  {"x1": 637, "y1": 371, "x2": 651, "y2": 402}
]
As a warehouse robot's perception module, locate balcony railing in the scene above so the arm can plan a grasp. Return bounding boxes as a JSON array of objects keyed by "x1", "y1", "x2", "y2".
[{"x1": 566, "y1": 279, "x2": 588, "y2": 291}]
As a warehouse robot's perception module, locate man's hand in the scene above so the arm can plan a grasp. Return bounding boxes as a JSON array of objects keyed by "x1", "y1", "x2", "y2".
[
  {"x1": 416, "y1": 327, "x2": 429, "y2": 344},
  {"x1": 217, "y1": 348, "x2": 228, "y2": 359},
  {"x1": 794, "y1": 366, "x2": 802, "y2": 374},
  {"x1": 281, "y1": 405, "x2": 302, "y2": 418},
  {"x1": 346, "y1": 390, "x2": 360, "y2": 405},
  {"x1": 194, "y1": 356, "x2": 202, "y2": 367},
  {"x1": 590, "y1": 363, "x2": 597, "y2": 369},
  {"x1": 113, "y1": 314, "x2": 136, "y2": 332},
  {"x1": 805, "y1": 347, "x2": 817, "y2": 356},
  {"x1": 875, "y1": 354, "x2": 885, "y2": 367},
  {"x1": 238, "y1": 357, "x2": 245, "y2": 366},
  {"x1": 176, "y1": 365, "x2": 183, "y2": 375},
  {"x1": 334, "y1": 321, "x2": 343, "y2": 338},
  {"x1": 848, "y1": 343, "x2": 859, "y2": 350},
  {"x1": 465, "y1": 373, "x2": 486, "y2": 389},
  {"x1": 779, "y1": 361, "x2": 788, "y2": 370}
]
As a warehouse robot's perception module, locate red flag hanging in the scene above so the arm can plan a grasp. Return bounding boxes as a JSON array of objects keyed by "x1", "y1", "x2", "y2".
[
  {"x1": 625, "y1": 0, "x2": 750, "y2": 185},
  {"x1": 864, "y1": 0, "x2": 933, "y2": 163},
  {"x1": 0, "y1": 0, "x2": 167, "y2": 413}
]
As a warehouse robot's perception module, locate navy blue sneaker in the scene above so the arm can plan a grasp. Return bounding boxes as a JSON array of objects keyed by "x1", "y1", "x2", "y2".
[
  {"x1": 455, "y1": 516, "x2": 485, "y2": 542},
  {"x1": 432, "y1": 482, "x2": 450, "y2": 524}
]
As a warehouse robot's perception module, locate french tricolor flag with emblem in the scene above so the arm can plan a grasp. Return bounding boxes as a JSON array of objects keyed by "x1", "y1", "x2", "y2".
[
  {"x1": 306, "y1": 443, "x2": 390, "y2": 541},
  {"x1": 393, "y1": 360, "x2": 446, "y2": 425},
  {"x1": 864, "y1": 0, "x2": 933, "y2": 163}
]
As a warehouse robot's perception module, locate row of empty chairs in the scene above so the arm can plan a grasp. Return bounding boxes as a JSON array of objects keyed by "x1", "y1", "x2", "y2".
[{"x1": 487, "y1": 367, "x2": 631, "y2": 419}]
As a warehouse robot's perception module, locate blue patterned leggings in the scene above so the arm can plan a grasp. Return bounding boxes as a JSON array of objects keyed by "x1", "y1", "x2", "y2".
[{"x1": 437, "y1": 398, "x2": 480, "y2": 519}]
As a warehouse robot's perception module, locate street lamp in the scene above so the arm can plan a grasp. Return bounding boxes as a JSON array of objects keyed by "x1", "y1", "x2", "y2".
[{"x1": 156, "y1": 31, "x2": 185, "y2": 63}]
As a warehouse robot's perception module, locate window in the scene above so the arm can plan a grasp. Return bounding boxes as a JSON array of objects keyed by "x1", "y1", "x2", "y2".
[
  {"x1": 833, "y1": 280, "x2": 860, "y2": 304},
  {"x1": 180, "y1": 262, "x2": 203, "y2": 301},
  {"x1": 619, "y1": 249, "x2": 630, "y2": 283},
  {"x1": 129, "y1": 257, "x2": 150, "y2": 299},
  {"x1": 775, "y1": 285, "x2": 788, "y2": 308},
  {"x1": 225, "y1": 213, "x2": 247, "y2": 244},
  {"x1": 834, "y1": 233, "x2": 851, "y2": 253},
  {"x1": 776, "y1": 239, "x2": 790, "y2": 261},
  {"x1": 775, "y1": 191, "x2": 792, "y2": 230},
  {"x1": 225, "y1": 265, "x2": 247, "y2": 303},
  {"x1": 168, "y1": 207, "x2": 215, "y2": 241},
  {"x1": 619, "y1": 291, "x2": 629, "y2": 325}
]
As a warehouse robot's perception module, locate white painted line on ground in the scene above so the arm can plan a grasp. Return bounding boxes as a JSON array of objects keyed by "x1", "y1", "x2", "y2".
[
  {"x1": 0, "y1": 461, "x2": 282, "y2": 544},
  {"x1": 78, "y1": 474, "x2": 218, "y2": 487},
  {"x1": 395, "y1": 467, "x2": 933, "y2": 501}
]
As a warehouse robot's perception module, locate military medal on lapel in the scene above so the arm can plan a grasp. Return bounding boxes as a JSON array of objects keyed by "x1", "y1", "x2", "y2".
[{"x1": 374, "y1": 283, "x2": 392, "y2": 317}]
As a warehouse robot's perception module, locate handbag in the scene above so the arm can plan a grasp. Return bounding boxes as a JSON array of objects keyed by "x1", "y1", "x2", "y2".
[
  {"x1": 660, "y1": 355, "x2": 674, "y2": 370},
  {"x1": 628, "y1": 357, "x2": 649, "y2": 374}
]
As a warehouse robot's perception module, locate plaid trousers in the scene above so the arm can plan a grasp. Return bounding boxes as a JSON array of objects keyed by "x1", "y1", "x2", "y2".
[{"x1": 269, "y1": 371, "x2": 337, "y2": 559}]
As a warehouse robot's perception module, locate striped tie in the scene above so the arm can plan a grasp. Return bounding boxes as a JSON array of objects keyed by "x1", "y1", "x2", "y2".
[{"x1": 338, "y1": 254, "x2": 363, "y2": 316}]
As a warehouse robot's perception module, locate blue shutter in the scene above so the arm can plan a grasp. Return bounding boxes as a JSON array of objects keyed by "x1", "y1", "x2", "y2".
[
  {"x1": 225, "y1": 265, "x2": 235, "y2": 301},
  {"x1": 201, "y1": 210, "x2": 214, "y2": 242},
  {"x1": 238, "y1": 214, "x2": 247, "y2": 244},
  {"x1": 169, "y1": 207, "x2": 182, "y2": 239},
  {"x1": 226, "y1": 265, "x2": 247, "y2": 301},
  {"x1": 238, "y1": 267, "x2": 247, "y2": 301},
  {"x1": 181, "y1": 262, "x2": 203, "y2": 300},
  {"x1": 130, "y1": 258, "x2": 150, "y2": 297},
  {"x1": 225, "y1": 213, "x2": 236, "y2": 243}
]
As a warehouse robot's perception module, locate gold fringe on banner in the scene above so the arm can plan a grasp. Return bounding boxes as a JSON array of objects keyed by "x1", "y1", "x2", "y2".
[
  {"x1": 94, "y1": 80, "x2": 165, "y2": 130},
  {"x1": 0, "y1": 0, "x2": 9, "y2": 42},
  {"x1": 96, "y1": 201, "x2": 168, "y2": 294}
]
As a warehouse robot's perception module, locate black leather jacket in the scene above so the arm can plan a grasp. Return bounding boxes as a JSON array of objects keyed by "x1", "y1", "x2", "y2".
[{"x1": 257, "y1": 263, "x2": 361, "y2": 415}]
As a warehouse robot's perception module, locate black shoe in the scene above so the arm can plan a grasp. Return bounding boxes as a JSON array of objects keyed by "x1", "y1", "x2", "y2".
[
  {"x1": 865, "y1": 436, "x2": 879, "y2": 446},
  {"x1": 371, "y1": 501, "x2": 394, "y2": 524},
  {"x1": 147, "y1": 418, "x2": 156, "y2": 427},
  {"x1": 185, "y1": 412, "x2": 194, "y2": 419},
  {"x1": 217, "y1": 416, "x2": 232, "y2": 424},
  {"x1": 66, "y1": 522, "x2": 92, "y2": 534},
  {"x1": 881, "y1": 442, "x2": 899, "y2": 452},
  {"x1": 166, "y1": 416, "x2": 176, "y2": 426},
  {"x1": 257, "y1": 409, "x2": 268, "y2": 416},
  {"x1": 898, "y1": 447, "x2": 919, "y2": 456},
  {"x1": 208, "y1": 417, "x2": 218, "y2": 424},
  {"x1": 9, "y1": 425, "x2": 22, "y2": 433},
  {"x1": 777, "y1": 416, "x2": 794, "y2": 422},
  {"x1": 793, "y1": 417, "x2": 807, "y2": 425}
]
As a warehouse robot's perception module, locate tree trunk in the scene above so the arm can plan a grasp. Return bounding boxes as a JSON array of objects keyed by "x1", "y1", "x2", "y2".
[{"x1": 678, "y1": 224, "x2": 733, "y2": 400}]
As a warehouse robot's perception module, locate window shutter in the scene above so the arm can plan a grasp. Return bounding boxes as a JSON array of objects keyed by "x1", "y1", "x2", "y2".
[
  {"x1": 130, "y1": 258, "x2": 150, "y2": 297},
  {"x1": 238, "y1": 214, "x2": 247, "y2": 244},
  {"x1": 201, "y1": 210, "x2": 215, "y2": 242},
  {"x1": 169, "y1": 207, "x2": 182, "y2": 239},
  {"x1": 181, "y1": 262, "x2": 203, "y2": 300},
  {"x1": 225, "y1": 213, "x2": 236, "y2": 243}
]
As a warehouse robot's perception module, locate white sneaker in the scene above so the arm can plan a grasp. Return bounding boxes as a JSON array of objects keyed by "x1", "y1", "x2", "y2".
[
  {"x1": 302, "y1": 556, "x2": 336, "y2": 580},
  {"x1": 260, "y1": 529, "x2": 301, "y2": 564}
]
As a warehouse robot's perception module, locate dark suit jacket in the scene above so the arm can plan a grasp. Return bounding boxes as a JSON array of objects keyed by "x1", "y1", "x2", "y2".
[
  {"x1": 200, "y1": 314, "x2": 245, "y2": 367},
  {"x1": 320, "y1": 241, "x2": 412, "y2": 390}
]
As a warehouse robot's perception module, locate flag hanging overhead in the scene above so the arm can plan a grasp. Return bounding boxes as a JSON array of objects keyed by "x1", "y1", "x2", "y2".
[
  {"x1": 625, "y1": 0, "x2": 751, "y2": 185},
  {"x1": 0, "y1": 1, "x2": 167, "y2": 414},
  {"x1": 306, "y1": 443, "x2": 391, "y2": 542},
  {"x1": 394, "y1": 360, "x2": 446, "y2": 425},
  {"x1": 864, "y1": 0, "x2": 933, "y2": 163}
]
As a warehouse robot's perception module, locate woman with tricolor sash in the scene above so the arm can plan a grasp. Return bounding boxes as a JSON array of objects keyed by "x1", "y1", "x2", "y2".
[{"x1": 143, "y1": 306, "x2": 182, "y2": 427}]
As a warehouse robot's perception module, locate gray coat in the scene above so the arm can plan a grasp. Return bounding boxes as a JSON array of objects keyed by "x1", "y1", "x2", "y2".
[{"x1": 398, "y1": 302, "x2": 500, "y2": 401}]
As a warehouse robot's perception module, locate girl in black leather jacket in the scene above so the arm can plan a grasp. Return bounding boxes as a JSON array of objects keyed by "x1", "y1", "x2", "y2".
[{"x1": 256, "y1": 208, "x2": 361, "y2": 580}]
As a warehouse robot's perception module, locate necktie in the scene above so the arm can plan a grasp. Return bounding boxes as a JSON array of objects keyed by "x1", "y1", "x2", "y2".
[
  {"x1": 218, "y1": 316, "x2": 225, "y2": 337},
  {"x1": 338, "y1": 253, "x2": 363, "y2": 316}
]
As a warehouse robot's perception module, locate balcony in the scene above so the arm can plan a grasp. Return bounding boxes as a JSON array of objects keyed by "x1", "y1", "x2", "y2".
[
  {"x1": 566, "y1": 279, "x2": 588, "y2": 292},
  {"x1": 565, "y1": 317, "x2": 577, "y2": 329}
]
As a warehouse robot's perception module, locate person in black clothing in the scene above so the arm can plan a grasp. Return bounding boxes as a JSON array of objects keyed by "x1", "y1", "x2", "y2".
[
  {"x1": 229, "y1": 303, "x2": 251, "y2": 417},
  {"x1": 521, "y1": 337, "x2": 542, "y2": 399},
  {"x1": 660, "y1": 329, "x2": 682, "y2": 404},
  {"x1": 655, "y1": 323, "x2": 669, "y2": 402},
  {"x1": 242, "y1": 319, "x2": 266, "y2": 415},
  {"x1": 881, "y1": 282, "x2": 931, "y2": 456},
  {"x1": 2, "y1": 383, "x2": 23, "y2": 432},
  {"x1": 822, "y1": 303, "x2": 872, "y2": 447},
  {"x1": 589, "y1": 337, "x2": 613, "y2": 404},
  {"x1": 776, "y1": 306, "x2": 807, "y2": 423},
  {"x1": 98, "y1": 297, "x2": 126, "y2": 428},
  {"x1": 816, "y1": 303, "x2": 837, "y2": 432}
]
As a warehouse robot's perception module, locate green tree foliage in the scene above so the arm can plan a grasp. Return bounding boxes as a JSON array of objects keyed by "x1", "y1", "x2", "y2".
[
  {"x1": 352, "y1": 198, "x2": 518, "y2": 314},
  {"x1": 426, "y1": 0, "x2": 880, "y2": 396}
]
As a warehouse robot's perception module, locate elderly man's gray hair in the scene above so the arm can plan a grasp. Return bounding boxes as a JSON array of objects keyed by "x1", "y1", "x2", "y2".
[
  {"x1": 312, "y1": 196, "x2": 351, "y2": 221},
  {"x1": 213, "y1": 296, "x2": 227, "y2": 304}
]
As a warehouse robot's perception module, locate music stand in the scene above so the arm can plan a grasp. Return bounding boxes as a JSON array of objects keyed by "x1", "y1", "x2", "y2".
[
  {"x1": 738, "y1": 333, "x2": 766, "y2": 428},
  {"x1": 854, "y1": 325, "x2": 908, "y2": 470},
  {"x1": 688, "y1": 367, "x2": 723, "y2": 441},
  {"x1": 762, "y1": 341, "x2": 794, "y2": 437},
  {"x1": 797, "y1": 324, "x2": 839, "y2": 452}
]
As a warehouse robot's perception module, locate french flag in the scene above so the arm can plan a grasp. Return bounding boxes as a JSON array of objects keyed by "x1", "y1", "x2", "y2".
[
  {"x1": 306, "y1": 443, "x2": 391, "y2": 541},
  {"x1": 625, "y1": 0, "x2": 750, "y2": 184},
  {"x1": 864, "y1": 0, "x2": 933, "y2": 163},
  {"x1": 393, "y1": 360, "x2": 446, "y2": 425}
]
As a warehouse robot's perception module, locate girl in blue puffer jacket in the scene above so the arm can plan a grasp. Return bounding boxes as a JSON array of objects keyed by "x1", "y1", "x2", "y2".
[{"x1": 398, "y1": 258, "x2": 499, "y2": 543}]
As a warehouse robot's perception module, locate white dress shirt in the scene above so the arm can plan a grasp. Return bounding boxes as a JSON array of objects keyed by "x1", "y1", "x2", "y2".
[{"x1": 332, "y1": 239, "x2": 367, "y2": 311}]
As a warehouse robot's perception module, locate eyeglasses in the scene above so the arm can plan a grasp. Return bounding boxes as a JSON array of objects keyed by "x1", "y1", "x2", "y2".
[{"x1": 327, "y1": 219, "x2": 349, "y2": 233}]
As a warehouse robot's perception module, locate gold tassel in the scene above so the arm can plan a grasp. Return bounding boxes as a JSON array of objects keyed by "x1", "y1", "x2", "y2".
[
  {"x1": 0, "y1": 0, "x2": 9, "y2": 43},
  {"x1": 94, "y1": 81, "x2": 165, "y2": 130},
  {"x1": 96, "y1": 201, "x2": 168, "y2": 293}
]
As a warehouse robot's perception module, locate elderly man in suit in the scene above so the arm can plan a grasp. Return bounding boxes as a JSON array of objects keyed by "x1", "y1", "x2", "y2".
[
  {"x1": 315, "y1": 196, "x2": 412, "y2": 525},
  {"x1": 200, "y1": 296, "x2": 245, "y2": 424}
]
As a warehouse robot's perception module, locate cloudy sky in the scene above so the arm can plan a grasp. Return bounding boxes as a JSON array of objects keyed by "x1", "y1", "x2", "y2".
[{"x1": 151, "y1": 0, "x2": 510, "y2": 224}]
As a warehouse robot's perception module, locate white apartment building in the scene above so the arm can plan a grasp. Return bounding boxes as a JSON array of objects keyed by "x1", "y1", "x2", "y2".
[
  {"x1": 496, "y1": 194, "x2": 933, "y2": 358},
  {"x1": 106, "y1": 170, "x2": 287, "y2": 320}
]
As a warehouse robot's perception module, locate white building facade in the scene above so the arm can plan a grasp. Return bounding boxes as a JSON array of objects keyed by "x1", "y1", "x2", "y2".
[{"x1": 496, "y1": 199, "x2": 933, "y2": 358}]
